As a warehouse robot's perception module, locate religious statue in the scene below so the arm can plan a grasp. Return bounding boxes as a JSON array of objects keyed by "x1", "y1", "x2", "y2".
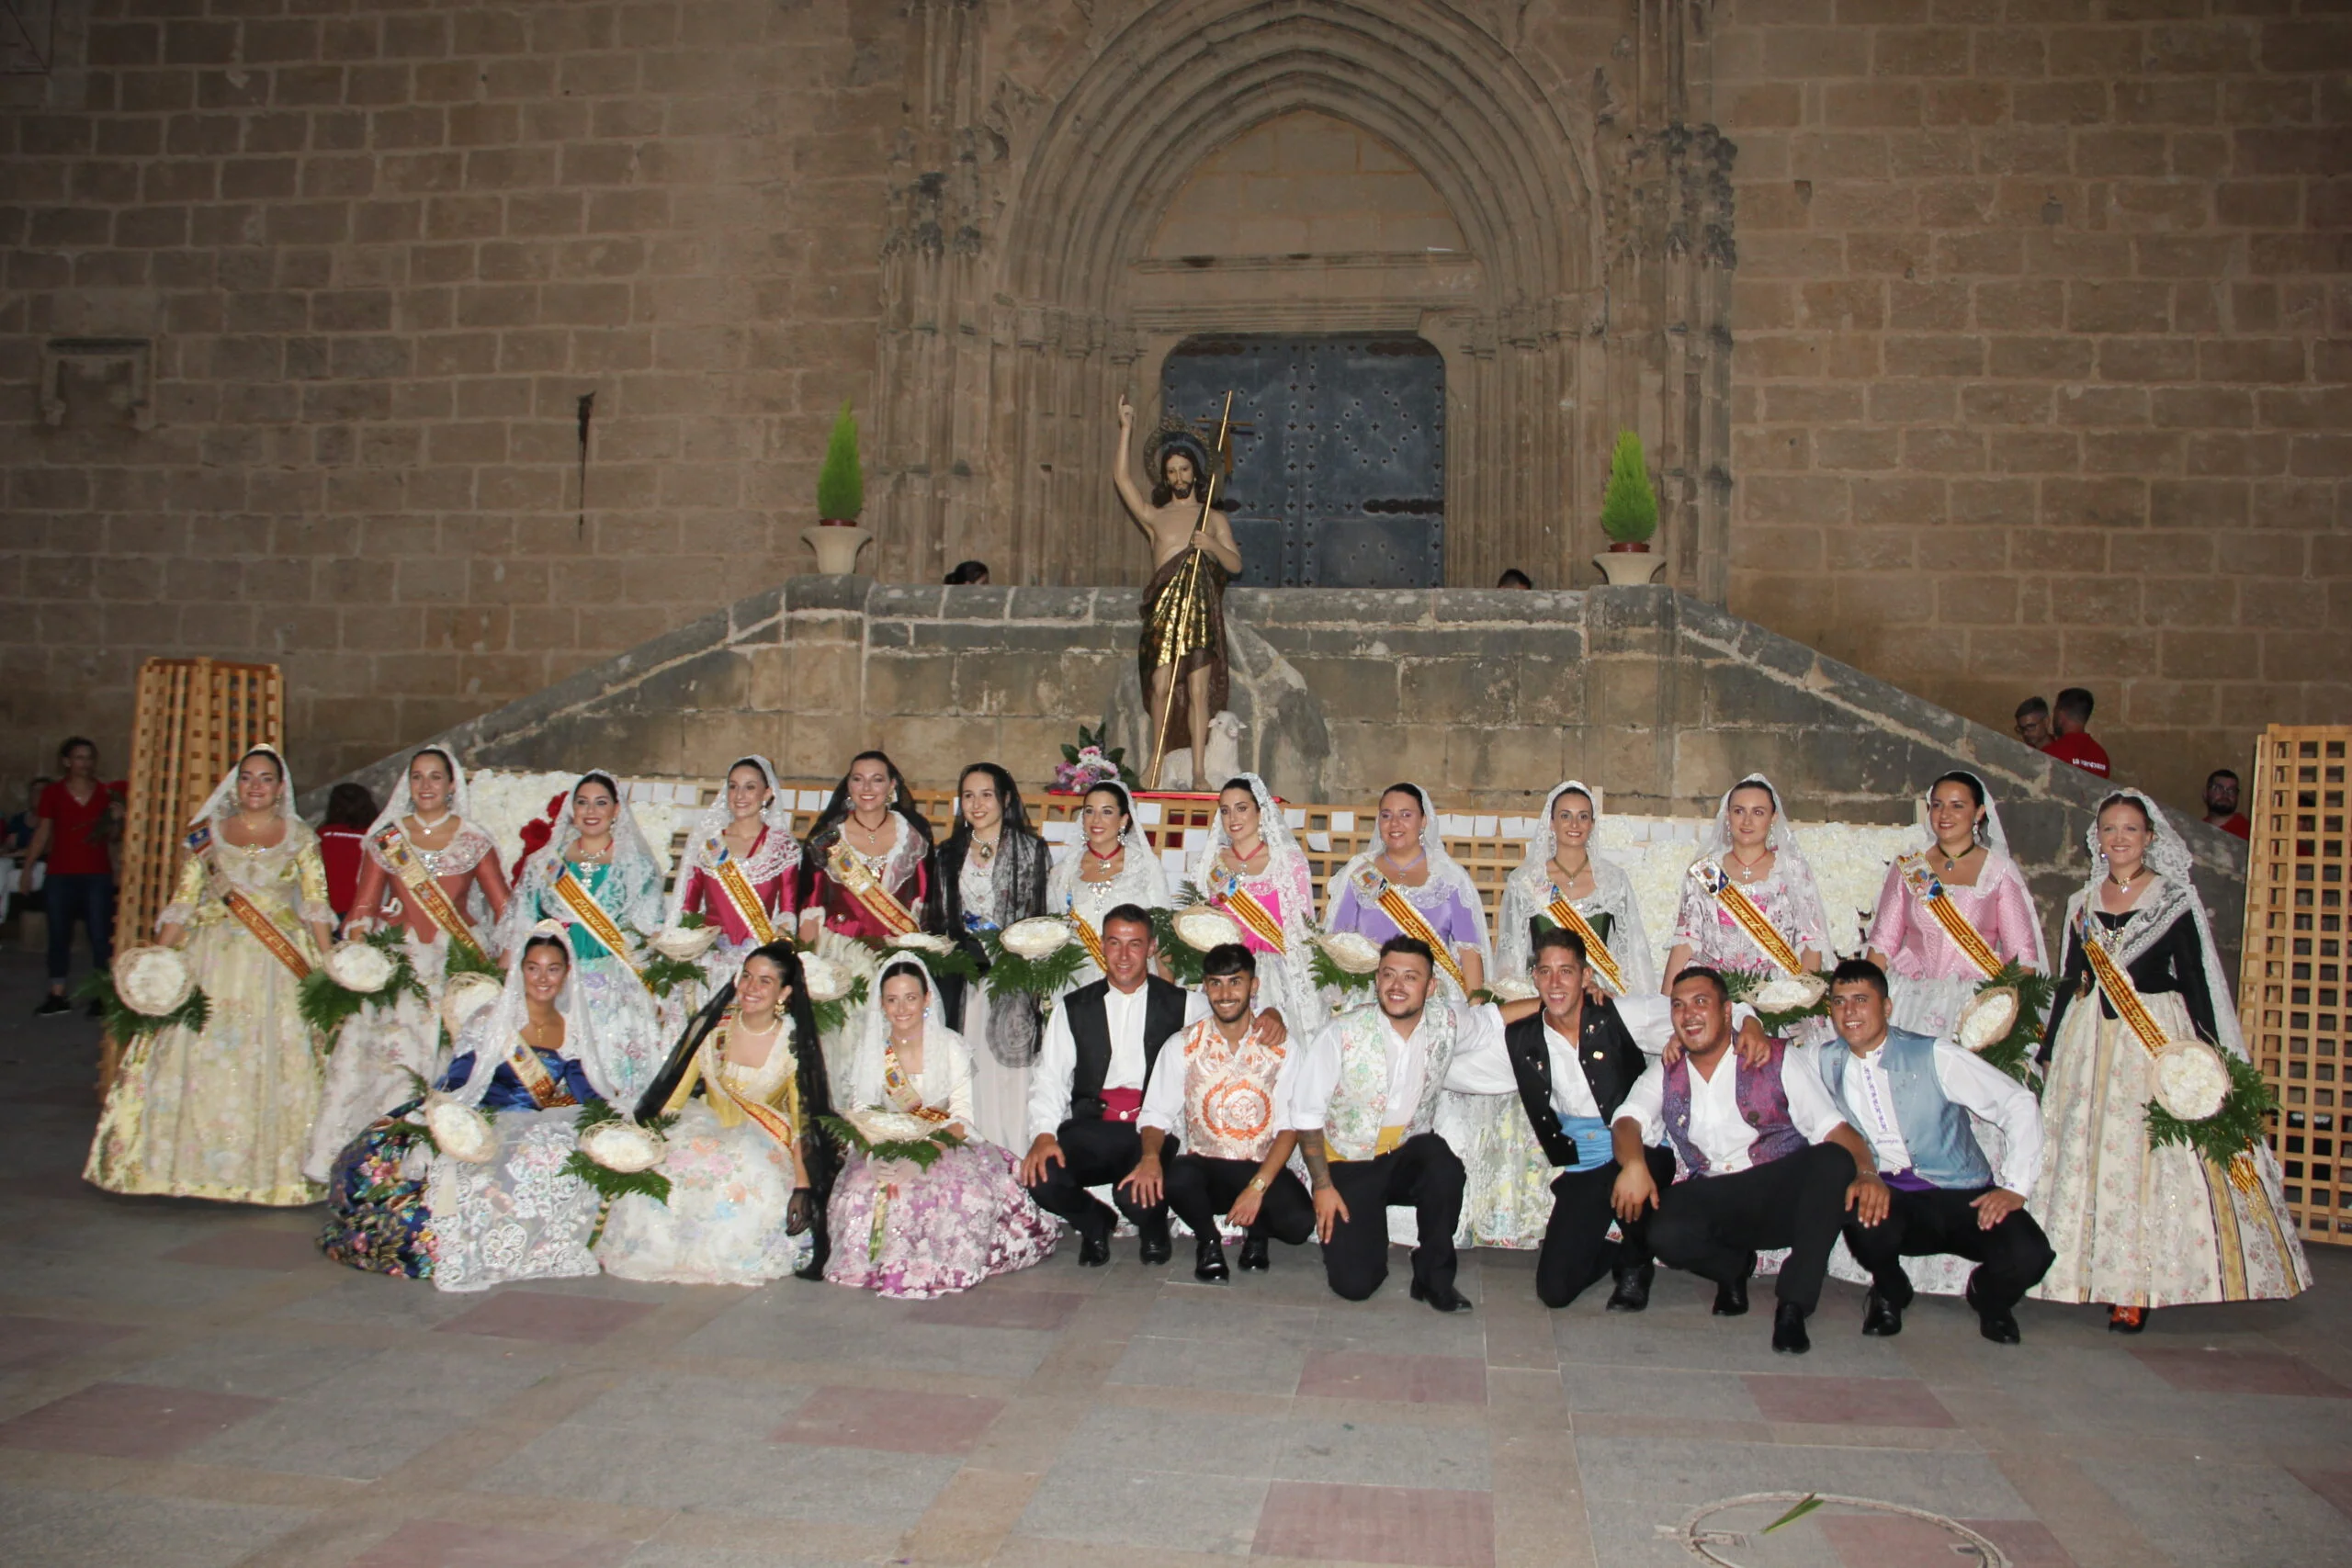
[{"x1": 1115, "y1": 395, "x2": 1244, "y2": 784}]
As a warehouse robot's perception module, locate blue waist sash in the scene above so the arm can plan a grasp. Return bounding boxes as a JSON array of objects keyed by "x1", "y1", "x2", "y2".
[{"x1": 1561, "y1": 1114, "x2": 1614, "y2": 1169}]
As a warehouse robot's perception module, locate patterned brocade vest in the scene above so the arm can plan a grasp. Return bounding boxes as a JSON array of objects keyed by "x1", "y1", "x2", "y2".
[
  {"x1": 1660, "y1": 1038, "x2": 1808, "y2": 1180},
  {"x1": 1178, "y1": 1020, "x2": 1288, "y2": 1162},
  {"x1": 1322, "y1": 1004, "x2": 1458, "y2": 1162}
]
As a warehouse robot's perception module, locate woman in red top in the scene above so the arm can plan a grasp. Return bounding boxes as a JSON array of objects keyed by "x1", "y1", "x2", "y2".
[
  {"x1": 25, "y1": 738, "x2": 123, "y2": 1017},
  {"x1": 316, "y1": 783, "x2": 379, "y2": 930}
]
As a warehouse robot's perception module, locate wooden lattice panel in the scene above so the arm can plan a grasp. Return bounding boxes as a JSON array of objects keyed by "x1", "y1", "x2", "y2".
[
  {"x1": 2241, "y1": 727, "x2": 2351, "y2": 1246},
  {"x1": 112, "y1": 658, "x2": 283, "y2": 954}
]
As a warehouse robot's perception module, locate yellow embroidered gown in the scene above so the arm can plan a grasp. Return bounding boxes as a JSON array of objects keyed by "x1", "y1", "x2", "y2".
[{"x1": 86, "y1": 829, "x2": 333, "y2": 1205}]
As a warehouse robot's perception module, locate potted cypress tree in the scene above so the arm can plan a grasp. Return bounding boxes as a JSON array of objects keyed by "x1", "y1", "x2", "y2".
[
  {"x1": 805, "y1": 400, "x2": 871, "y2": 575},
  {"x1": 1592, "y1": 428, "x2": 1664, "y2": 585}
]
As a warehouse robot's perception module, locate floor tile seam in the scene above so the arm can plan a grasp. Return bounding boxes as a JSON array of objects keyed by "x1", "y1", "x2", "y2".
[{"x1": 652, "y1": 1353, "x2": 1025, "y2": 1399}]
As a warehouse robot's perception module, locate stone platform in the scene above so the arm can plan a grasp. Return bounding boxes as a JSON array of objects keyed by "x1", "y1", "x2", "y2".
[{"x1": 3, "y1": 948, "x2": 2348, "y2": 1568}]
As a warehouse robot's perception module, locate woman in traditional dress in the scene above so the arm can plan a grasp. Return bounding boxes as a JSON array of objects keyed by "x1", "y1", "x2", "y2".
[
  {"x1": 1865, "y1": 771, "x2": 2046, "y2": 1039},
  {"x1": 937, "y1": 763, "x2": 1051, "y2": 1149},
  {"x1": 1463, "y1": 781, "x2": 1659, "y2": 1247},
  {"x1": 1663, "y1": 774, "x2": 1831, "y2": 1002},
  {"x1": 321, "y1": 922, "x2": 608, "y2": 1281},
  {"x1": 306, "y1": 747, "x2": 509, "y2": 1183},
  {"x1": 1045, "y1": 779, "x2": 1169, "y2": 991},
  {"x1": 600, "y1": 942, "x2": 838, "y2": 1285},
  {"x1": 87, "y1": 745, "x2": 334, "y2": 1205},
  {"x1": 663, "y1": 754, "x2": 801, "y2": 993},
  {"x1": 1324, "y1": 783, "x2": 1491, "y2": 1001},
  {"x1": 2030, "y1": 791, "x2": 2308, "y2": 1329},
  {"x1": 824, "y1": 959, "x2": 1058, "y2": 1298},
  {"x1": 496, "y1": 770, "x2": 667, "y2": 1104},
  {"x1": 1184, "y1": 774, "x2": 1317, "y2": 1026},
  {"x1": 797, "y1": 750, "x2": 942, "y2": 944}
]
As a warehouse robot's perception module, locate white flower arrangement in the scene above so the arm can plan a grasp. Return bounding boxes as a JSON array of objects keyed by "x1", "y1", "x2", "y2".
[
  {"x1": 1173, "y1": 907, "x2": 1245, "y2": 953},
  {"x1": 1956, "y1": 987, "x2": 2019, "y2": 1053},
  {"x1": 1487, "y1": 976, "x2": 1539, "y2": 1003},
  {"x1": 888, "y1": 931, "x2": 958, "y2": 955},
  {"x1": 849, "y1": 1107, "x2": 943, "y2": 1143},
  {"x1": 323, "y1": 941, "x2": 398, "y2": 994},
  {"x1": 424, "y1": 1095, "x2": 498, "y2": 1164},
  {"x1": 1315, "y1": 929, "x2": 1382, "y2": 976},
  {"x1": 1754, "y1": 972, "x2": 1828, "y2": 1012},
  {"x1": 649, "y1": 924, "x2": 719, "y2": 961},
  {"x1": 438, "y1": 973, "x2": 503, "y2": 1035},
  {"x1": 1001, "y1": 916, "x2": 1075, "y2": 959},
  {"x1": 2154, "y1": 1040, "x2": 2231, "y2": 1122},
  {"x1": 798, "y1": 953, "x2": 855, "y2": 1005},
  {"x1": 578, "y1": 1119, "x2": 667, "y2": 1174},
  {"x1": 112, "y1": 946, "x2": 194, "y2": 1017}
]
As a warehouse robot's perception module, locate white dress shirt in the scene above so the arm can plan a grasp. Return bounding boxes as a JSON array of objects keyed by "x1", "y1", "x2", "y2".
[
  {"x1": 1442, "y1": 995, "x2": 1681, "y2": 1116},
  {"x1": 1829, "y1": 1033, "x2": 2043, "y2": 1194},
  {"x1": 1617, "y1": 1047, "x2": 1849, "y2": 1176},
  {"x1": 1138, "y1": 1018, "x2": 1303, "y2": 1138},
  {"x1": 1025, "y1": 982, "x2": 1214, "y2": 1144},
  {"x1": 1287, "y1": 1001, "x2": 1506, "y2": 1133}
]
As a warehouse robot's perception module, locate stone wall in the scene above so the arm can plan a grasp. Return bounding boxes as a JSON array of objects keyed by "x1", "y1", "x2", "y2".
[{"x1": 325, "y1": 577, "x2": 2250, "y2": 964}]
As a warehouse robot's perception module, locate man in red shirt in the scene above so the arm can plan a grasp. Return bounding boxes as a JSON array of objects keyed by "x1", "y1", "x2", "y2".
[
  {"x1": 2202, "y1": 769, "x2": 2251, "y2": 841},
  {"x1": 2041, "y1": 688, "x2": 2110, "y2": 780},
  {"x1": 21, "y1": 738, "x2": 125, "y2": 1017}
]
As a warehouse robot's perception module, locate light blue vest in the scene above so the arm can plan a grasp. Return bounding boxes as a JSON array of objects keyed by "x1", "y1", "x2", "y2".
[{"x1": 1820, "y1": 1027, "x2": 1992, "y2": 1190}]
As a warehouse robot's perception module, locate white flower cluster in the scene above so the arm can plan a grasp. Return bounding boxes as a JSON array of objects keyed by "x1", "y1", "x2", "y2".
[
  {"x1": 1001, "y1": 917, "x2": 1075, "y2": 959},
  {"x1": 2154, "y1": 1040, "x2": 2230, "y2": 1122},
  {"x1": 649, "y1": 925, "x2": 718, "y2": 961},
  {"x1": 1173, "y1": 907, "x2": 1243, "y2": 952},
  {"x1": 579, "y1": 1120, "x2": 666, "y2": 1173},
  {"x1": 424, "y1": 1096, "x2": 497, "y2": 1164},
  {"x1": 324, "y1": 941, "x2": 397, "y2": 994},
  {"x1": 113, "y1": 946, "x2": 194, "y2": 1017}
]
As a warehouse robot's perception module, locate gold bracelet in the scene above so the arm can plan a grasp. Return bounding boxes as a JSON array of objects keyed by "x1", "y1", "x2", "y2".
[{"x1": 1247, "y1": 1175, "x2": 1269, "y2": 1193}]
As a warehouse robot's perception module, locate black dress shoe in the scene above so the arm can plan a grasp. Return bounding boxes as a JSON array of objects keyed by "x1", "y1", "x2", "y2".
[
  {"x1": 1963, "y1": 1276, "x2": 2022, "y2": 1344},
  {"x1": 35, "y1": 995, "x2": 70, "y2": 1017},
  {"x1": 1605, "y1": 1261, "x2": 1655, "y2": 1313},
  {"x1": 1194, "y1": 1236, "x2": 1230, "y2": 1283},
  {"x1": 1137, "y1": 1220, "x2": 1173, "y2": 1267},
  {"x1": 1076, "y1": 1228, "x2": 1111, "y2": 1267},
  {"x1": 1237, "y1": 1235, "x2": 1271, "y2": 1272},
  {"x1": 1771, "y1": 1301, "x2": 1812, "y2": 1354},
  {"x1": 1713, "y1": 1277, "x2": 1749, "y2": 1317},
  {"x1": 1860, "y1": 1289, "x2": 1905, "y2": 1337},
  {"x1": 1409, "y1": 1277, "x2": 1473, "y2": 1314}
]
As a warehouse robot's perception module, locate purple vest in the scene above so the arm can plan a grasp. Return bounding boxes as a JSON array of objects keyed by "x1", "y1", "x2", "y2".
[{"x1": 1661, "y1": 1038, "x2": 1809, "y2": 1179}]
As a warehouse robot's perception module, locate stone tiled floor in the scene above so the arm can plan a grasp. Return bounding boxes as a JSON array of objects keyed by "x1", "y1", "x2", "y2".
[{"x1": 2, "y1": 953, "x2": 2349, "y2": 1566}]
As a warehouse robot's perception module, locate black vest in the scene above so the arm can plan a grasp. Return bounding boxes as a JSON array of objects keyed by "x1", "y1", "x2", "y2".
[
  {"x1": 1504, "y1": 998, "x2": 1647, "y2": 1168},
  {"x1": 1063, "y1": 976, "x2": 1189, "y2": 1121}
]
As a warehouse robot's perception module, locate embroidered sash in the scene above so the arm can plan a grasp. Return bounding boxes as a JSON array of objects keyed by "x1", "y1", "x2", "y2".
[
  {"x1": 551, "y1": 866, "x2": 646, "y2": 984},
  {"x1": 1209, "y1": 867, "x2": 1287, "y2": 953},
  {"x1": 883, "y1": 1045, "x2": 953, "y2": 1124},
  {"x1": 826, "y1": 841, "x2": 921, "y2": 938},
  {"x1": 702, "y1": 836, "x2": 778, "y2": 945},
  {"x1": 187, "y1": 827, "x2": 313, "y2": 979},
  {"x1": 693, "y1": 1016, "x2": 799, "y2": 1148},
  {"x1": 1350, "y1": 864, "x2": 1468, "y2": 993},
  {"x1": 1899, "y1": 853, "x2": 2004, "y2": 980},
  {"x1": 1690, "y1": 861, "x2": 1806, "y2": 976},
  {"x1": 1543, "y1": 894, "x2": 1627, "y2": 995},
  {"x1": 505, "y1": 1037, "x2": 577, "y2": 1108},
  {"x1": 1068, "y1": 904, "x2": 1110, "y2": 974},
  {"x1": 372, "y1": 822, "x2": 485, "y2": 959},
  {"x1": 2079, "y1": 914, "x2": 2258, "y2": 1193}
]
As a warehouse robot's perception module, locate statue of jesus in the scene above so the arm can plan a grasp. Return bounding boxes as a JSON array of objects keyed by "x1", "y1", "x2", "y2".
[{"x1": 1115, "y1": 395, "x2": 1243, "y2": 783}]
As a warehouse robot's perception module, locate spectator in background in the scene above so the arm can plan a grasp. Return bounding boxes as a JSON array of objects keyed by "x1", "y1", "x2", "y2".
[
  {"x1": 1497, "y1": 569, "x2": 1533, "y2": 590},
  {"x1": 2202, "y1": 770, "x2": 2250, "y2": 841},
  {"x1": 2013, "y1": 697, "x2": 2051, "y2": 750},
  {"x1": 2041, "y1": 688, "x2": 2110, "y2": 779},
  {"x1": 318, "y1": 782, "x2": 381, "y2": 931},
  {"x1": 4, "y1": 776, "x2": 47, "y2": 854},
  {"x1": 22, "y1": 739, "x2": 125, "y2": 1018},
  {"x1": 944, "y1": 559, "x2": 991, "y2": 585},
  {"x1": 1, "y1": 775, "x2": 52, "y2": 927}
]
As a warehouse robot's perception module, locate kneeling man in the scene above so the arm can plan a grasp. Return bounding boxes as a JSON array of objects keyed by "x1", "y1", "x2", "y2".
[
  {"x1": 1823, "y1": 958, "x2": 2054, "y2": 1344},
  {"x1": 1612, "y1": 966, "x2": 1873, "y2": 1353},
  {"x1": 1125, "y1": 943, "x2": 1315, "y2": 1280}
]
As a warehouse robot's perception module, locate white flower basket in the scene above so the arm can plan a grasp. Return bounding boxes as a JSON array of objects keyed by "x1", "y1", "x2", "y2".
[
  {"x1": 799, "y1": 953, "x2": 854, "y2": 1005},
  {"x1": 324, "y1": 941, "x2": 397, "y2": 994},
  {"x1": 424, "y1": 1096, "x2": 497, "y2": 1164},
  {"x1": 1173, "y1": 907, "x2": 1245, "y2": 953},
  {"x1": 851, "y1": 1107, "x2": 940, "y2": 1143},
  {"x1": 888, "y1": 931, "x2": 957, "y2": 955},
  {"x1": 1001, "y1": 917, "x2": 1074, "y2": 959},
  {"x1": 1487, "y1": 976, "x2": 1539, "y2": 1003},
  {"x1": 1755, "y1": 973, "x2": 1828, "y2": 1013},
  {"x1": 113, "y1": 945, "x2": 193, "y2": 1017},
  {"x1": 579, "y1": 1120, "x2": 666, "y2": 1174},
  {"x1": 2154, "y1": 1040, "x2": 2230, "y2": 1122},
  {"x1": 1315, "y1": 930, "x2": 1382, "y2": 976},
  {"x1": 438, "y1": 974, "x2": 503, "y2": 1035},
  {"x1": 649, "y1": 924, "x2": 719, "y2": 961},
  {"x1": 1956, "y1": 986, "x2": 2019, "y2": 1053}
]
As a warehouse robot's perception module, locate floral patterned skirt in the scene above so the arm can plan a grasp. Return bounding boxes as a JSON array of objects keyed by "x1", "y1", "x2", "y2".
[
  {"x1": 824, "y1": 1139, "x2": 1057, "y2": 1300},
  {"x1": 318, "y1": 1102, "x2": 435, "y2": 1279},
  {"x1": 424, "y1": 1108, "x2": 600, "y2": 1293},
  {"x1": 304, "y1": 935, "x2": 450, "y2": 1185},
  {"x1": 596, "y1": 1102, "x2": 811, "y2": 1286}
]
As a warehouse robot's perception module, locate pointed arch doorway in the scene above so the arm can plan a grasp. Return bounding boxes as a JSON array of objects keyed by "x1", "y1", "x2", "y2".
[{"x1": 1161, "y1": 333, "x2": 1444, "y2": 589}]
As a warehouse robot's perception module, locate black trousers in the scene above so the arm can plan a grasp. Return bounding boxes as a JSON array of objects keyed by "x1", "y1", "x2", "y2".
[
  {"x1": 43, "y1": 872, "x2": 113, "y2": 983},
  {"x1": 1025, "y1": 1118, "x2": 1166, "y2": 1243},
  {"x1": 1843, "y1": 1184, "x2": 2056, "y2": 1313},
  {"x1": 1536, "y1": 1146, "x2": 1678, "y2": 1310},
  {"x1": 1321, "y1": 1133, "x2": 1464, "y2": 1303},
  {"x1": 1650, "y1": 1142, "x2": 1856, "y2": 1312},
  {"x1": 1165, "y1": 1153, "x2": 1315, "y2": 1247}
]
